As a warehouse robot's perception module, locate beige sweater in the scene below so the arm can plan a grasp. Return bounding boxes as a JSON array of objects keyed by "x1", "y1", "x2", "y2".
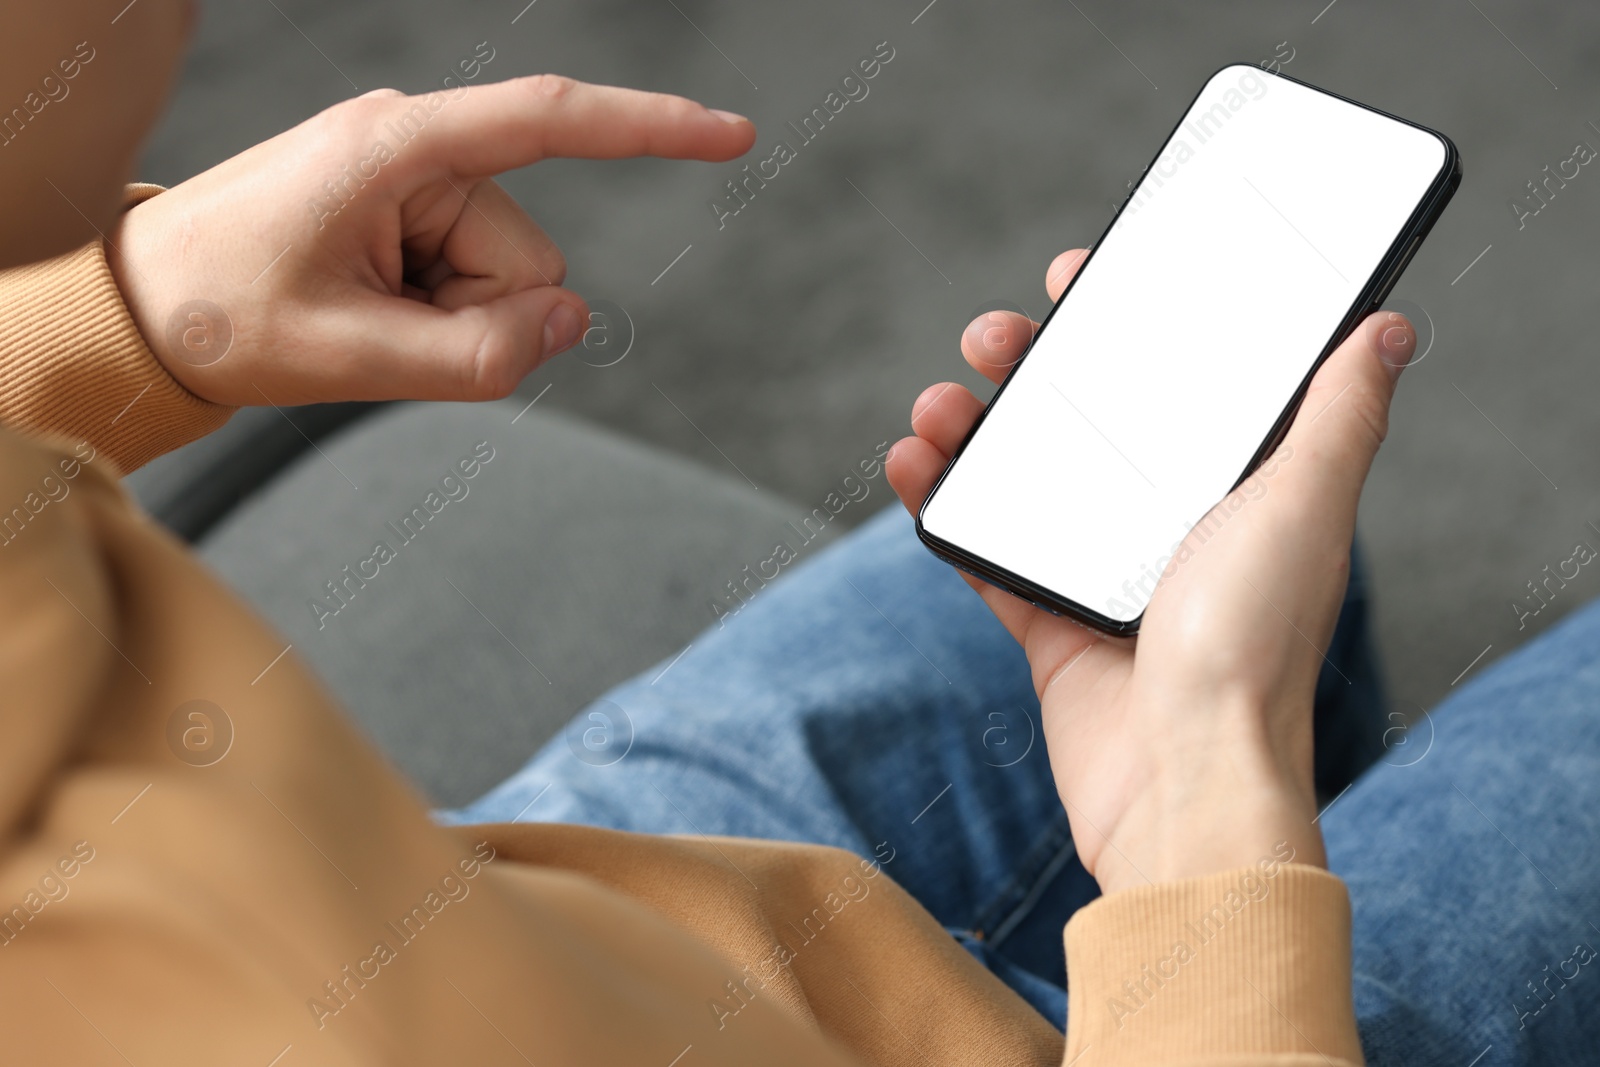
[{"x1": 0, "y1": 218, "x2": 1364, "y2": 1065}]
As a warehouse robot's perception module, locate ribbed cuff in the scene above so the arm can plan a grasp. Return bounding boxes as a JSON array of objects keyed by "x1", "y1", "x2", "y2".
[
  {"x1": 0, "y1": 186, "x2": 234, "y2": 475},
  {"x1": 1063, "y1": 864, "x2": 1362, "y2": 1067}
]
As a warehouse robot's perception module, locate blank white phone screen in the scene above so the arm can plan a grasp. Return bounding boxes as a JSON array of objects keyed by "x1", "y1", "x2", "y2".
[{"x1": 920, "y1": 64, "x2": 1447, "y2": 625}]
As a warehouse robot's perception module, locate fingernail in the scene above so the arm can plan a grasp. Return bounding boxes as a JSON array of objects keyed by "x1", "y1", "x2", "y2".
[
  {"x1": 708, "y1": 108, "x2": 748, "y2": 124},
  {"x1": 1377, "y1": 313, "x2": 1414, "y2": 380},
  {"x1": 544, "y1": 303, "x2": 583, "y2": 356}
]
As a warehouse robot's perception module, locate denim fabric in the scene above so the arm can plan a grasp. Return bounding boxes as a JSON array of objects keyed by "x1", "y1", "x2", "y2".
[
  {"x1": 442, "y1": 506, "x2": 1597, "y2": 1064},
  {"x1": 1323, "y1": 597, "x2": 1600, "y2": 1067}
]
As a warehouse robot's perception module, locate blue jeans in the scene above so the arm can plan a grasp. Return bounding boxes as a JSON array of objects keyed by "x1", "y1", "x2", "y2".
[{"x1": 443, "y1": 507, "x2": 1600, "y2": 1066}]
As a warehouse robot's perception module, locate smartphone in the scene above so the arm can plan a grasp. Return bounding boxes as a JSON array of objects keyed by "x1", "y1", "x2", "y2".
[{"x1": 916, "y1": 63, "x2": 1460, "y2": 637}]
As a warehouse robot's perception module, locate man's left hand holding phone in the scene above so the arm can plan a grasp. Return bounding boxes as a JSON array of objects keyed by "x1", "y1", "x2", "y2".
[{"x1": 884, "y1": 250, "x2": 1416, "y2": 897}]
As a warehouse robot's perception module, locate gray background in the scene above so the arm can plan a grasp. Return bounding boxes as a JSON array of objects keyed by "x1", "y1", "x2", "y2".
[{"x1": 141, "y1": 0, "x2": 1600, "y2": 721}]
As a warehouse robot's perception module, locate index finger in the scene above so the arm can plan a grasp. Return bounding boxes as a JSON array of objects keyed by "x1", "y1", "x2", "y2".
[{"x1": 388, "y1": 75, "x2": 756, "y2": 180}]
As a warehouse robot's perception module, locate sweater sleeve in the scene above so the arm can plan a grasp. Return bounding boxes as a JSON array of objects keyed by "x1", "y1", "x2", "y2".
[
  {"x1": 1061, "y1": 863, "x2": 1363, "y2": 1067},
  {"x1": 0, "y1": 185, "x2": 235, "y2": 475}
]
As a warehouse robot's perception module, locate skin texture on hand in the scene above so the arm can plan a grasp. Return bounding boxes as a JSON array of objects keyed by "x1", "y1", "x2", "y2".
[
  {"x1": 886, "y1": 249, "x2": 1416, "y2": 896},
  {"x1": 105, "y1": 77, "x2": 755, "y2": 408}
]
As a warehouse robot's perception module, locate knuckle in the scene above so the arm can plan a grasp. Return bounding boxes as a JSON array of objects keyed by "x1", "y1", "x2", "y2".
[
  {"x1": 1342, "y1": 380, "x2": 1391, "y2": 448},
  {"x1": 542, "y1": 248, "x2": 568, "y2": 287},
  {"x1": 324, "y1": 93, "x2": 395, "y2": 135},
  {"x1": 1303, "y1": 375, "x2": 1389, "y2": 453},
  {"x1": 665, "y1": 92, "x2": 703, "y2": 122},
  {"x1": 466, "y1": 366, "x2": 518, "y2": 402},
  {"x1": 460, "y1": 320, "x2": 521, "y2": 402},
  {"x1": 471, "y1": 362, "x2": 520, "y2": 401},
  {"x1": 522, "y1": 73, "x2": 577, "y2": 100}
]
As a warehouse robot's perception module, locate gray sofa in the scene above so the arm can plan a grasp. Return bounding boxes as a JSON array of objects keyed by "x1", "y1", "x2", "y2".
[{"x1": 128, "y1": 401, "x2": 837, "y2": 807}]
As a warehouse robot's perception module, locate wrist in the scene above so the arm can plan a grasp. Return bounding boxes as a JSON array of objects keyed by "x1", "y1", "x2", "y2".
[
  {"x1": 103, "y1": 188, "x2": 230, "y2": 403},
  {"x1": 1084, "y1": 697, "x2": 1324, "y2": 896},
  {"x1": 103, "y1": 205, "x2": 166, "y2": 355},
  {"x1": 1093, "y1": 778, "x2": 1324, "y2": 896}
]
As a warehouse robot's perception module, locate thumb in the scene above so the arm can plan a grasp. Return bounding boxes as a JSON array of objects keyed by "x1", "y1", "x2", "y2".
[
  {"x1": 1266, "y1": 310, "x2": 1414, "y2": 520},
  {"x1": 337, "y1": 284, "x2": 589, "y2": 402}
]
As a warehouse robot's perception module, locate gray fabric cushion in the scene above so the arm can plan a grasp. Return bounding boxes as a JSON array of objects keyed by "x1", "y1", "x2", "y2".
[
  {"x1": 125, "y1": 402, "x2": 388, "y2": 542},
  {"x1": 197, "y1": 400, "x2": 829, "y2": 806}
]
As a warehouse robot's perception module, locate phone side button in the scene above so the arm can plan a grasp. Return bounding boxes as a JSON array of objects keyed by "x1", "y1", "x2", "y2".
[{"x1": 1371, "y1": 235, "x2": 1422, "y2": 309}]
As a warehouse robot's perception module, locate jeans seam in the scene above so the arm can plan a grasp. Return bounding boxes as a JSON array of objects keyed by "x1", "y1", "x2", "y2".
[{"x1": 968, "y1": 808, "x2": 1077, "y2": 945}]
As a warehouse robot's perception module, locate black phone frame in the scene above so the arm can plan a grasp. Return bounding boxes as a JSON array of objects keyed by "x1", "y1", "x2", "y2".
[{"x1": 915, "y1": 61, "x2": 1463, "y2": 638}]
